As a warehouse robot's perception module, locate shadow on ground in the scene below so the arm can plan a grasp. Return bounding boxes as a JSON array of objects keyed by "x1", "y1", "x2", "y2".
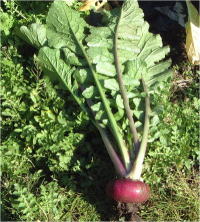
[{"x1": 57, "y1": 127, "x2": 118, "y2": 221}]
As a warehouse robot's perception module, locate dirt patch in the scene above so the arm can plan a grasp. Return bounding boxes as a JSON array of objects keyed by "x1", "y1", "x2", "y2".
[{"x1": 116, "y1": 202, "x2": 144, "y2": 221}]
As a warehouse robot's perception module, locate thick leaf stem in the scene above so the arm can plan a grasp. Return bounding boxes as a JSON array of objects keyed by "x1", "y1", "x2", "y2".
[
  {"x1": 84, "y1": 55, "x2": 130, "y2": 169},
  {"x1": 67, "y1": 20, "x2": 130, "y2": 169},
  {"x1": 97, "y1": 125, "x2": 127, "y2": 177},
  {"x1": 80, "y1": 87, "x2": 127, "y2": 176},
  {"x1": 127, "y1": 78, "x2": 150, "y2": 180},
  {"x1": 114, "y1": 12, "x2": 140, "y2": 152}
]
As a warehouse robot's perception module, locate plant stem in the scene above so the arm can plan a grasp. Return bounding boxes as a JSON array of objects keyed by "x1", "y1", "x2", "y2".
[
  {"x1": 80, "y1": 86, "x2": 127, "y2": 177},
  {"x1": 97, "y1": 125, "x2": 127, "y2": 177},
  {"x1": 114, "y1": 12, "x2": 140, "y2": 152},
  {"x1": 127, "y1": 78, "x2": 150, "y2": 180},
  {"x1": 67, "y1": 23, "x2": 130, "y2": 169},
  {"x1": 85, "y1": 56, "x2": 130, "y2": 169}
]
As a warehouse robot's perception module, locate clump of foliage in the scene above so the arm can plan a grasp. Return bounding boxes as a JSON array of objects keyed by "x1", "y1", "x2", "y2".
[
  {"x1": 143, "y1": 74, "x2": 199, "y2": 184},
  {"x1": 1, "y1": 0, "x2": 199, "y2": 221},
  {"x1": 19, "y1": 0, "x2": 171, "y2": 180},
  {"x1": 1, "y1": 44, "x2": 108, "y2": 221}
]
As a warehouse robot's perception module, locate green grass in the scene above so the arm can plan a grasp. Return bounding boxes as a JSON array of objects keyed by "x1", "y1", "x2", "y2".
[
  {"x1": 1, "y1": 1, "x2": 199, "y2": 221},
  {"x1": 141, "y1": 170, "x2": 199, "y2": 221}
]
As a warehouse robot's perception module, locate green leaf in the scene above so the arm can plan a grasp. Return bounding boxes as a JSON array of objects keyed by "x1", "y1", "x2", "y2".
[
  {"x1": 19, "y1": 23, "x2": 47, "y2": 48},
  {"x1": 18, "y1": 0, "x2": 172, "y2": 172},
  {"x1": 74, "y1": 69, "x2": 92, "y2": 85},
  {"x1": 91, "y1": 102, "x2": 101, "y2": 112},
  {"x1": 46, "y1": 0, "x2": 88, "y2": 52},
  {"x1": 104, "y1": 79, "x2": 119, "y2": 91},
  {"x1": 18, "y1": 203, "x2": 26, "y2": 208},
  {"x1": 133, "y1": 98, "x2": 142, "y2": 109},
  {"x1": 62, "y1": 48, "x2": 87, "y2": 66},
  {"x1": 87, "y1": 0, "x2": 171, "y2": 90},
  {"x1": 96, "y1": 62, "x2": 116, "y2": 77},
  {"x1": 37, "y1": 47, "x2": 74, "y2": 91},
  {"x1": 116, "y1": 94, "x2": 124, "y2": 109},
  {"x1": 82, "y1": 86, "x2": 96, "y2": 99}
]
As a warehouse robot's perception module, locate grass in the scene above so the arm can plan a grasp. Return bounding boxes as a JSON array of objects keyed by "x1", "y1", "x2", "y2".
[
  {"x1": 1, "y1": 1, "x2": 199, "y2": 221},
  {"x1": 141, "y1": 170, "x2": 199, "y2": 221}
]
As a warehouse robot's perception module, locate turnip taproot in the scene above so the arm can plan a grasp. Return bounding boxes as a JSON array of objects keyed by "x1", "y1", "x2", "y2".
[{"x1": 106, "y1": 178, "x2": 150, "y2": 203}]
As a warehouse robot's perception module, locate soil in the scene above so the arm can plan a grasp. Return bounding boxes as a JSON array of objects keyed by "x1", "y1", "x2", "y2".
[{"x1": 116, "y1": 202, "x2": 144, "y2": 222}]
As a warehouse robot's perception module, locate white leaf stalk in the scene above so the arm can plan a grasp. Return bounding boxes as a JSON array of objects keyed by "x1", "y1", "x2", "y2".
[{"x1": 185, "y1": 0, "x2": 200, "y2": 65}]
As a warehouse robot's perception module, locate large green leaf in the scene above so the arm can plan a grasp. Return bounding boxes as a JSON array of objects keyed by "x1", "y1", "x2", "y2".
[
  {"x1": 37, "y1": 47, "x2": 74, "y2": 90},
  {"x1": 19, "y1": 23, "x2": 47, "y2": 48},
  {"x1": 87, "y1": 0, "x2": 171, "y2": 88},
  {"x1": 86, "y1": 0, "x2": 172, "y2": 130},
  {"x1": 19, "y1": 0, "x2": 172, "y2": 169},
  {"x1": 46, "y1": 0, "x2": 88, "y2": 52}
]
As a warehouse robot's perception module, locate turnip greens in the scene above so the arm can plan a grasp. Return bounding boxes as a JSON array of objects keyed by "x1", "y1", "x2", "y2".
[{"x1": 19, "y1": 0, "x2": 172, "y2": 203}]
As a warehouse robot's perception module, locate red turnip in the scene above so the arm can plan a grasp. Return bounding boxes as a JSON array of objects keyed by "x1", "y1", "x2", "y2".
[{"x1": 106, "y1": 178, "x2": 150, "y2": 203}]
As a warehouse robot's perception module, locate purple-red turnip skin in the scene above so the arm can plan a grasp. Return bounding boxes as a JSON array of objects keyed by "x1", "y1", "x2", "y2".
[{"x1": 106, "y1": 178, "x2": 150, "y2": 203}]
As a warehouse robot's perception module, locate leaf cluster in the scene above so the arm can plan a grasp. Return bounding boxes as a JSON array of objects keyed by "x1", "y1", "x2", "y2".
[
  {"x1": 1, "y1": 45, "x2": 110, "y2": 221},
  {"x1": 143, "y1": 80, "x2": 199, "y2": 185},
  {"x1": 19, "y1": 0, "x2": 172, "y2": 131},
  {"x1": 18, "y1": 0, "x2": 173, "y2": 174}
]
